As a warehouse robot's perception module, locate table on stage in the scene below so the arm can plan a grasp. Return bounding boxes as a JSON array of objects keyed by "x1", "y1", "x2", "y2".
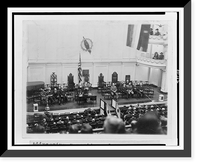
[{"x1": 76, "y1": 93, "x2": 97, "y2": 104}]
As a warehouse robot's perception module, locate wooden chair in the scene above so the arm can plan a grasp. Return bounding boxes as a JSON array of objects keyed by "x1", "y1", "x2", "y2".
[
  {"x1": 90, "y1": 96, "x2": 97, "y2": 103},
  {"x1": 98, "y1": 73, "x2": 105, "y2": 93},
  {"x1": 125, "y1": 75, "x2": 131, "y2": 83},
  {"x1": 67, "y1": 73, "x2": 75, "y2": 91},
  {"x1": 112, "y1": 72, "x2": 118, "y2": 84},
  {"x1": 50, "y1": 72, "x2": 57, "y2": 88}
]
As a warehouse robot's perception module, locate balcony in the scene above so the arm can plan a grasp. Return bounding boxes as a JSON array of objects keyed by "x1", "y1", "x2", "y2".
[
  {"x1": 136, "y1": 51, "x2": 167, "y2": 69},
  {"x1": 148, "y1": 35, "x2": 168, "y2": 46}
]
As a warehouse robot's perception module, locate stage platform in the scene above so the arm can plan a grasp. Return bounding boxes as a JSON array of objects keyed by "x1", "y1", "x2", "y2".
[{"x1": 27, "y1": 87, "x2": 167, "y2": 113}]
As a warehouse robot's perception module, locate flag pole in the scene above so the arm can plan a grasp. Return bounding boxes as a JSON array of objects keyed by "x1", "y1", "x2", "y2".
[{"x1": 78, "y1": 52, "x2": 82, "y2": 84}]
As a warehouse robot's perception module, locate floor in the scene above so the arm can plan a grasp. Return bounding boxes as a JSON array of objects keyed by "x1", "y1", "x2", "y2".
[{"x1": 27, "y1": 87, "x2": 167, "y2": 112}]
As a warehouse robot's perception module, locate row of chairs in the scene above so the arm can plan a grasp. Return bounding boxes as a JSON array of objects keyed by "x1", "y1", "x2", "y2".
[{"x1": 27, "y1": 103, "x2": 167, "y2": 134}]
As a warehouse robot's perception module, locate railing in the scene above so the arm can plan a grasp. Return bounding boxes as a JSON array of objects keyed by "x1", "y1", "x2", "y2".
[
  {"x1": 92, "y1": 125, "x2": 132, "y2": 133},
  {"x1": 136, "y1": 51, "x2": 167, "y2": 68},
  {"x1": 148, "y1": 35, "x2": 168, "y2": 45}
]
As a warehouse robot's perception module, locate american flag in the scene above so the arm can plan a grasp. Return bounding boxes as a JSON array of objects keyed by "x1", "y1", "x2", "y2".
[{"x1": 78, "y1": 53, "x2": 82, "y2": 83}]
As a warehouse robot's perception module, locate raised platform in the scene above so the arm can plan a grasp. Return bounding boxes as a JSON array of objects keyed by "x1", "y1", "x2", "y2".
[
  {"x1": 27, "y1": 87, "x2": 167, "y2": 113},
  {"x1": 27, "y1": 101, "x2": 167, "y2": 116}
]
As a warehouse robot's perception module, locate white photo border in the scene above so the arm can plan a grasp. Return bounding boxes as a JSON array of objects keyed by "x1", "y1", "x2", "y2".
[{"x1": 8, "y1": 8, "x2": 184, "y2": 150}]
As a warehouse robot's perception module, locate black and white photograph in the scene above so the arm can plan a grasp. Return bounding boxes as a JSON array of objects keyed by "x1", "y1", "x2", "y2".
[
  {"x1": 4, "y1": 5, "x2": 192, "y2": 157},
  {"x1": 25, "y1": 19, "x2": 169, "y2": 135}
]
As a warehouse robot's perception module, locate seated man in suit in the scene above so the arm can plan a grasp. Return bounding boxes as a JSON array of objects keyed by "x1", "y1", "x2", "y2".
[
  {"x1": 125, "y1": 79, "x2": 130, "y2": 85},
  {"x1": 83, "y1": 81, "x2": 91, "y2": 90},
  {"x1": 126, "y1": 82, "x2": 134, "y2": 97},
  {"x1": 52, "y1": 88, "x2": 61, "y2": 104},
  {"x1": 158, "y1": 52, "x2": 164, "y2": 60},
  {"x1": 59, "y1": 85, "x2": 66, "y2": 103},
  {"x1": 154, "y1": 28, "x2": 161, "y2": 36},
  {"x1": 110, "y1": 83, "x2": 118, "y2": 99}
]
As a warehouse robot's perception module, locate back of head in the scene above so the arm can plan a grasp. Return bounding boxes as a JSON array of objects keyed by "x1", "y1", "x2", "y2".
[
  {"x1": 32, "y1": 124, "x2": 45, "y2": 133},
  {"x1": 136, "y1": 111, "x2": 162, "y2": 134},
  {"x1": 143, "y1": 111, "x2": 159, "y2": 120},
  {"x1": 131, "y1": 120, "x2": 137, "y2": 130},
  {"x1": 81, "y1": 123, "x2": 93, "y2": 134},
  {"x1": 103, "y1": 116, "x2": 125, "y2": 134},
  {"x1": 68, "y1": 124, "x2": 79, "y2": 133}
]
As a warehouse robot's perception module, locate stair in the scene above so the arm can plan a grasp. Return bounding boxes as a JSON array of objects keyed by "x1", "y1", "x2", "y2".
[{"x1": 109, "y1": 109, "x2": 118, "y2": 117}]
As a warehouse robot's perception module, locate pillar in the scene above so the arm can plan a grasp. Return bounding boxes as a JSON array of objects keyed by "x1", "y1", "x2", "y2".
[
  {"x1": 147, "y1": 67, "x2": 151, "y2": 83},
  {"x1": 161, "y1": 69, "x2": 167, "y2": 93}
]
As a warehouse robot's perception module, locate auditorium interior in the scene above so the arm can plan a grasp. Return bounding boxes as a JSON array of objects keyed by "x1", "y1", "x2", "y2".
[{"x1": 25, "y1": 19, "x2": 169, "y2": 134}]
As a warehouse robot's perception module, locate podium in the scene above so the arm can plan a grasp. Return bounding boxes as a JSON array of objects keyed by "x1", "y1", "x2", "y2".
[
  {"x1": 33, "y1": 103, "x2": 38, "y2": 112},
  {"x1": 159, "y1": 94, "x2": 164, "y2": 101}
]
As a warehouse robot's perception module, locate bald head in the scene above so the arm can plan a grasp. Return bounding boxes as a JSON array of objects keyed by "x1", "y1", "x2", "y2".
[{"x1": 103, "y1": 116, "x2": 125, "y2": 134}]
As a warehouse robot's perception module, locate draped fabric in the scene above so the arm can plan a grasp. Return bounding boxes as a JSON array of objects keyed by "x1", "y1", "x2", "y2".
[
  {"x1": 126, "y1": 24, "x2": 134, "y2": 47},
  {"x1": 137, "y1": 24, "x2": 151, "y2": 52},
  {"x1": 78, "y1": 53, "x2": 82, "y2": 83}
]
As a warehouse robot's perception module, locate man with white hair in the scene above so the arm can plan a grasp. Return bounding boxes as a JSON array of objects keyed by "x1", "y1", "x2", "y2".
[{"x1": 103, "y1": 116, "x2": 125, "y2": 134}]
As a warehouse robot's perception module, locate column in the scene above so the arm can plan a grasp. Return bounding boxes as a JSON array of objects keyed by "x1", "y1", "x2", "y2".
[
  {"x1": 161, "y1": 69, "x2": 167, "y2": 93},
  {"x1": 147, "y1": 67, "x2": 151, "y2": 83},
  {"x1": 134, "y1": 62, "x2": 138, "y2": 81},
  {"x1": 92, "y1": 62, "x2": 95, "y2": 87}
]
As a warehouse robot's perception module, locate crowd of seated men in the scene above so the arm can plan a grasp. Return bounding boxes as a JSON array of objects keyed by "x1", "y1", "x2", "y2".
[
  {"x1": 27, "y1": 103, "x2": 167, "y2": 134},
  {"x1": 27, "y1": 84, "x2": 73, "y2": 105},
  {"x1": 119, "y1": 104, "x2": 167, "y2": 134},
  {"x1": 27, "y1": 108, "x2": 105, "y2": 134},
  {"x1": 27, "y1": 80, "x2": 95, "y2": 106},
  {"x1": 99, "y1": 80, "x2": 154, "y2": 100}
]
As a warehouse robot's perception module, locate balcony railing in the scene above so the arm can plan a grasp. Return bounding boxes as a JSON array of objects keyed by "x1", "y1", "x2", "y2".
[
  {"x1": 136, "y1": 51, "x2": 167, "y2": 69},
  {"x1": 148, "y1": 35, "x2": 168, "y2": 45}
]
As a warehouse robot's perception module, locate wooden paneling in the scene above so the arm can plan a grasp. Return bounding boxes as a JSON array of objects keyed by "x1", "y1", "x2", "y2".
[
  {"x1": 28, "y1": 65, "x2": 45, "y2": 82},
  {"x1": 28, "y1": 61, "x2": 162, "y2": 87}
]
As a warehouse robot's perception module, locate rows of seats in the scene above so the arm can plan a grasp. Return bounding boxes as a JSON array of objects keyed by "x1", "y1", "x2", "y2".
[
  {"x1": 27, "y1": 108, "x2": 106, "y2": 133},
  {"x1": 99, "y1": 80, "x2": 155, "y2": 100},
  {"x1": 27, "y1": 104, "x2": 167, "y2": 134},
  {"x1": 119, "y1": 104, "x2": 167, "y2": 125}
]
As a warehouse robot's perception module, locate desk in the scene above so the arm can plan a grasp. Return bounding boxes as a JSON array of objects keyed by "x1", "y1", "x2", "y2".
[
  {"x1": 104, "y1": 93, "x2": 111, "y2": 100},
  {"x1": 76, "y1": 94, "x2": 97, "y2": 104}
]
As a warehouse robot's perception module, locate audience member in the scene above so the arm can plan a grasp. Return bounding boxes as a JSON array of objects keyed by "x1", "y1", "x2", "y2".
[
  {"x1": 80, "y1": 123, "x2": 93, "y2": 133},
  {"x1": 150, "y1": 28, "x2": 154, "y2": 35},
  {"x1": 154, "y1": 28, "x2": 161, "y2": 36},
  {"x1": 103, "y1": 116, "x2": 126, "y2": 134},
  {"x1": 134, "y1": 111, "x2": 164, "y2": 134},
  {"x1": 158, "y1": 52, "x2": 164, "y2": 60},
  {"x1": 153, "y1": 52, "x2": 159, "y2": 59},
  {"x1": 110, "y1": 83, "x2": 118, "y2": 99},
  {"x1": 68, "y1": 124, "x2": 80, "y2": 133},
  {"x1": 32, "y1": 123, "x2": 45, "y2": 133}
]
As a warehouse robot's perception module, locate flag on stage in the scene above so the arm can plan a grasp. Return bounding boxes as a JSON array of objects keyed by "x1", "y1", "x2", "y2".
[{"x1": 78, "y1": 53, "x2": 82, "y2": 83}]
